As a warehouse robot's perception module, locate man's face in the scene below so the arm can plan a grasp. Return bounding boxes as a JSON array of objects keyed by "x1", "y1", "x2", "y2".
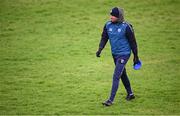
[{"x1": 110, "y1": 15, "x2": 118, "y2": 23}]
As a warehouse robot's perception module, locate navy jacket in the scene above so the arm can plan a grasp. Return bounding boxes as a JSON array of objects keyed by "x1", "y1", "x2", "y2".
[{"x1": 98, "y1": 21, "x2": 138, "y2": 57}]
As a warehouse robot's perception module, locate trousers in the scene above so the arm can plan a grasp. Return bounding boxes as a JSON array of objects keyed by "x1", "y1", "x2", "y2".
[{"x1": 109, "y1": 54, "x2": 133, "y2": 101}]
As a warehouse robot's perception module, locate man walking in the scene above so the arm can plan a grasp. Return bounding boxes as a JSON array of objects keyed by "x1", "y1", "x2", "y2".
[{"x1": 96, "y1": 7, "x2": 140, "y2": 106}]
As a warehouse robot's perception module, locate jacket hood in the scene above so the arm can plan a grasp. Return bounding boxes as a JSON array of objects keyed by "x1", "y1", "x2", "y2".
[
  {"x1": 110, "y1": 7, "x2": 124, "y2": 23},
  {"x1": 117, "y1": 8, "x2": 124, "y2": 23}
]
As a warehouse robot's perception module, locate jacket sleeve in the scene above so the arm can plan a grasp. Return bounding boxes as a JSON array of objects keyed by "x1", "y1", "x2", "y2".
[
  {"x1": 98, "y1": 25, "x2": 109, "y2": 51},
  {"x1": 126, "y1": 24, "x2": 138, "y2": 57}
]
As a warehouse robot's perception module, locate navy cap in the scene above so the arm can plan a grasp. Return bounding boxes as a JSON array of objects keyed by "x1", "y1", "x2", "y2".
[{"x1": 110, "y1": 7, "x2": 120, "y2": 18}]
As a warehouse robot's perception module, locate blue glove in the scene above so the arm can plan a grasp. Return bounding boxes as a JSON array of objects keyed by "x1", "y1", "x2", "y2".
[{"x1": 133, "y1": 60, "x2": 142, "y2": 70}]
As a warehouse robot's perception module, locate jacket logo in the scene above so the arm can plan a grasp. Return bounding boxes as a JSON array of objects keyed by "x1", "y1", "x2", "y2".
[
  {"x1": 118, "y1": 28, "x2": 121, "y2": 32},
  {"x1": 109, "y1": 28, "x2": 112, "y2": 32}
]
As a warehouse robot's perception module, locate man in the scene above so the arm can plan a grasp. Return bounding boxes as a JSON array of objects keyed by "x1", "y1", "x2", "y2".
[{"x1": 96, "y1": 7, "x2": 140, "y2": 106}]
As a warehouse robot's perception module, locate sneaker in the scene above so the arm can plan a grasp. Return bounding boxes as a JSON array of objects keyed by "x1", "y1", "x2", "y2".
[
  {"x1": 126, "y1": 94, "x2": 135, "y2": 101},
  {"x1": 102, "y1": 100, "x2": 113, "y2": 106}
]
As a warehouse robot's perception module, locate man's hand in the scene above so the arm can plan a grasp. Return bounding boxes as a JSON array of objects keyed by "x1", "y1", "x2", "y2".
[
  {"x1": 96, "y1": 50, "x2": 101, "y2": 57},
  {"x1": 133, "y1": 56, "x2": 139, "y2": 65}
]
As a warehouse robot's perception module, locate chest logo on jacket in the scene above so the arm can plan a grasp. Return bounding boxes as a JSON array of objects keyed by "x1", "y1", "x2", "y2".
[
  {"x1": 118, "y1": 28, "x2": 121, "y2": 32},
  {"x1": 109, "y1": 28, "x2": 113, "y2": 32}
]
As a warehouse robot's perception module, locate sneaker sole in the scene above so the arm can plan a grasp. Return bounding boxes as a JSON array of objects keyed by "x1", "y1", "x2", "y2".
[{"x1": 102, "y1": 102, "x2": 112, "y2": 106}]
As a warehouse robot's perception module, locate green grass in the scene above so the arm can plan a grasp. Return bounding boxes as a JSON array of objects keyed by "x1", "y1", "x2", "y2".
[{"x1": 0, "y1": 0, "x2": 180, "y2": 115}]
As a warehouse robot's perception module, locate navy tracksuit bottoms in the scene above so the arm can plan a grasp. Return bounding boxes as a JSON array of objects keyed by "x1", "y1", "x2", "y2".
[{"x1": 109, "y1": 55, "x2": 133, "y2": 102}]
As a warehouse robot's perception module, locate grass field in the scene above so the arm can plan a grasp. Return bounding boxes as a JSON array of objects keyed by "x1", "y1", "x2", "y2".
[{"x1": 0, "y1": 0, "x2": 180, "y2": 115}]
